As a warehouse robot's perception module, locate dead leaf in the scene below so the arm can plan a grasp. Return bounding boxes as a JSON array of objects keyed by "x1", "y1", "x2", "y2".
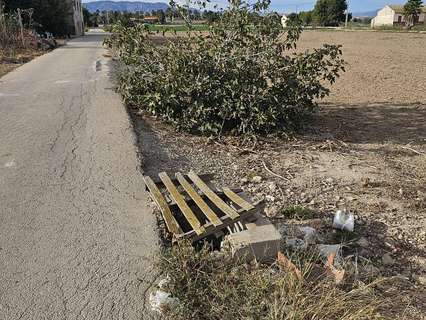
[
  {"x1": 277, "y1": 251, "x2": 303, "y2": 281},
  {"x1": 325, "y1": 252, "x2": 345, "y2": 284}
]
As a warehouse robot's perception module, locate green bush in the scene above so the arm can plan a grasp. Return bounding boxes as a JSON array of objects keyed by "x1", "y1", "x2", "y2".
[{"x1": 107, "y1": 0, "x2": 345, "y2": 136}]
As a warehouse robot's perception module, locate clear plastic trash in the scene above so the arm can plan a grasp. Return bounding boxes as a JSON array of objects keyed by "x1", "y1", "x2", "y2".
[
  {"x1": 333, "y1": 210, "x2": 354, "y2": 232},
  {"x1": 149, "y1": 290, "x2": 179, "y2": 314}
]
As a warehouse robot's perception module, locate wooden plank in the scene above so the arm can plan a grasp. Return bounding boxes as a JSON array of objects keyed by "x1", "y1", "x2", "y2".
[
  {"x1": 175, "y1": 173, "x2": 223, "y2": 227},
  {"x1": 150, "y1": 173, "x2": 215, "y2": 189},
  {"x1": 188, "y1": 171, "x2": 239, "y2": 220},
  {"x1": 143, "y1": 176, "x2": 182, "y2": 236},
  {"x1": 184, "y1": 201, "x2": 265, "y2": 242},
  {"x1": 222, "y1": 187, "x2": 255, "y2": 211},
  {"x1": 168, "y1": 188, "x2": 243, "y2": 208},
  {"x1": 159, "y1": 172, "x2": 205, "y2": 236}
]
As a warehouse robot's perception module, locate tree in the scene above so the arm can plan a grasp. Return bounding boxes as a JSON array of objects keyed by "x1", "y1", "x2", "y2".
[
  {"x1": 299, "y1": 10, "x2": 313, "y2": 25},
  {"x1": 203, "y1": 10, "x2": 220, "y2": 23},
  {"x1": 404, "y1": 0, "x2": 423, "y2": 28},
  {"x1": 158, "y1": 9, "x2": 166, "y2": 24},
  {"x1": 313, "y1": 0, "x2": 347, "y2": 26},
  {"x1": 82, "y1": 7, "x2": 92, "y2": 28},
  {"x1": 5, "y1": 0, "x2": 71, "y2": 36}
]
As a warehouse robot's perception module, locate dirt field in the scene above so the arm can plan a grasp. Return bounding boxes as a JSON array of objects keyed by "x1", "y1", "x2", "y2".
[
  {"x1": 299, "y1": 30, "x2": 426, "y2": 105},
  {"x1": 130, "y1": 30, "x2": 426, "y2": 318}
]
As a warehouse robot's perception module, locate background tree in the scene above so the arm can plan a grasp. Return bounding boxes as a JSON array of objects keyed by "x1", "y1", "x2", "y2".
[
  {"x1": 203, "y1": 10, "x2": 220, "y2": 23},
  {"x1": 298, "y1": 10, "x2": 313, "y2": 25},
  {"x1": 313, "y1": 0, "x2": 347, "y2": 26},
  {"x1": 82, "y1": 7, "x2": 92, "y2": 28},
  {"x1": 158, "y1": 9, "x2": 166, "y2": 24},
  {"x1": 5, "y1": 0, "x2": 71, "y2": 36},
  {"x1": 404, "y1": 0, "x2": 423, "y2": 28}
]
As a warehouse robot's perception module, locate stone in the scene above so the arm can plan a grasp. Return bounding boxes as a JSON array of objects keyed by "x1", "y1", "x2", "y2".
[
  {"x1": 325, "y1": 177, "x2": 334, "y2": 184},
  {"x1": 264, "y1": 206, "x2": 279, "y2": 218},
  {"x1": 241, "y1": 177, "x2": 248, "y2": 184},
  {"x1": 252, "y1": 176, "x2": 262, "y2": 183},
  {"x1": 265, "y1": 195, "x2": 275, "y2": 202},
  {"x1": 268, "y1": 182, "x2": 277, "y2": 191},
  {"x1": 298, "y1": 226, "x2": 317, "y2": 244},
  {"x1": 382, "y1": 253, "x2": 395, "y2": 266},
  {"x1": 413, "y1": 275, "x2": 426, "y2": 286},
  {"x1": 222, "y1": 213, "x2": 281, "y2": 263},
  {"x1": 359, "y1": 248, "x2": 372, "y2": 258},
  {"x1": 357, "y1": 237, "x2": 369, "y2": 248},
  {"x1": 286, "y1": 238, "x2": 306, "y2": 250}
]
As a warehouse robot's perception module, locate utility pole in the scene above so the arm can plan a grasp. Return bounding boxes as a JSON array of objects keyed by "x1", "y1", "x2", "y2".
[{"x1": 345, "y1": 1, "x2": 349, "y2": 28}]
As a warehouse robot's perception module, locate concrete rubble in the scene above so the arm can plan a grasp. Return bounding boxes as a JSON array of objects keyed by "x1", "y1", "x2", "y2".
[{"x1": 222, "y1": 212, "x2": 281, "y2": 263}]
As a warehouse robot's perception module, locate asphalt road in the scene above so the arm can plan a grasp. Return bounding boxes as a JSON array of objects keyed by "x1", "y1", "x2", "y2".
[{"x1": 0, "y1": 33, "x2": 159, "y2": 319}]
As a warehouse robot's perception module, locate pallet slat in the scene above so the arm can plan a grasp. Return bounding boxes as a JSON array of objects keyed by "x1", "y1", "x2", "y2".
[
  {"x1": 143, "y1": 176, "x2": 182, "y2": 236},
  {"x1": 188, "y1": 171, "x2": 240, "y2": 220},
  {"x1": 175, "y1": 173, "x2": 223, "y2": 227},
  {"x1": 185, "y1": 202, "x2": 265, "y2": 242},
  {"x1": 159, "y1": 172, "x2": 205, "y2": 236},
  {"x1": 151, "y1": 173, "x2": 215, "y2": 188},
  {"x1": 223, "y1": 187, "x2": 255, "y2": 211}
]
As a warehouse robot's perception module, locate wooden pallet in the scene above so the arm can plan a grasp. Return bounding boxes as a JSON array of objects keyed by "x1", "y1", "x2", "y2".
[{"x1": 143, "y1": 171, "x2": 264, "y2": 242}]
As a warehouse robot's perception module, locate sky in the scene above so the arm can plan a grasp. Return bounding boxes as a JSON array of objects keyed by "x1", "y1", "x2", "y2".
[{"x1": 82, "y1": 0, "x2": 409, "y2": 14}]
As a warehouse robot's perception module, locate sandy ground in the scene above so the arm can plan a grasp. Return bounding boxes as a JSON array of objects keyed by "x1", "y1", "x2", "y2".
[
  {"x1": 130, "y1": 30, "x2": 426, "y2": 318},
  {"x1": 298, "y1": 30, "x2": 426, "y2": 105}
]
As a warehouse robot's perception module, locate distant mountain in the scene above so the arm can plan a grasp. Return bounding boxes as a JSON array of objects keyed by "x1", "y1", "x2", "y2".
[
  {"x1": 352, "y1": 9, "x2": 379, "y2": 17},
  {"x1": 83, "y1": 1, "x2": 169, "y2": 13}
]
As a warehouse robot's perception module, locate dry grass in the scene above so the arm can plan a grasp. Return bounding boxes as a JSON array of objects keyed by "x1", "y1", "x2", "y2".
[
  {"x1": 159, "y1": 242, "x2": 388, "y2": 320},
  {"x1": 0, "y1": 48, "x2": 44, "y2": 78}
]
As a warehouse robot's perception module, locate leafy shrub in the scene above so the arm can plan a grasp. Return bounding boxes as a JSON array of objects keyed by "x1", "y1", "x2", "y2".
[{"x1": 107, "y1": 0, "x2": 345, "y2": 136}]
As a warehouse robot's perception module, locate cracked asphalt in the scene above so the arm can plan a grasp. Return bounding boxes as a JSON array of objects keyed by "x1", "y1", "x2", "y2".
[{"x1": 0, "y1": 33, "x2": 159, "y2": 319}]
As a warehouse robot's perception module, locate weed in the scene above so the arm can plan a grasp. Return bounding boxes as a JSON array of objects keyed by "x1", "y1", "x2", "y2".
[
  {"x1": 159, "y1": 242, "x2": 385, "y2": 320},
  {"x1": 281, "y1": 205, "x2": 315, "y2": 220}
]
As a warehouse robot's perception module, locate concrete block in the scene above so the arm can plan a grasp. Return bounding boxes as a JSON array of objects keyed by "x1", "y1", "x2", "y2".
[{"x1": 223, "y1": 213, "x2": 281, "y2": 263}]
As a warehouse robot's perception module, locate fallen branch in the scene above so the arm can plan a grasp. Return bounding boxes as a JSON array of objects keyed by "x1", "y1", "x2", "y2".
[
  {"x1": 401, "y1": 145, "x2": 425, "y2": 156},
  {"x1": 262, "y1": 160, "x2": 290, "y2": 182}
]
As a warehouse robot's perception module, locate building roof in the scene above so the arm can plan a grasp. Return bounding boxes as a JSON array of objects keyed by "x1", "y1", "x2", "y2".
[{"x1": 389, "y1": 5, "x2": 426, "y2": 14}]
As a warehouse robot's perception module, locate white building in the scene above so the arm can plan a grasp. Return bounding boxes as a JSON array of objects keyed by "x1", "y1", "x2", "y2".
[
  {"x1": 371, "y1": 5, "x2": 426, "y2": 28},
  {"x1": 281, "y1": 15, "x2": 288, "y2": 28},
  {"x1": 66, "y1": 0, "x2": 84, "y2": 36}
]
